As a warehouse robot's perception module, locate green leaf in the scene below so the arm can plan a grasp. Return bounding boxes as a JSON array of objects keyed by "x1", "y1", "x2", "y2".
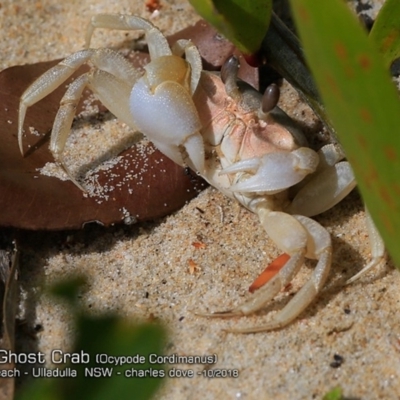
[
  {"x1": 370, "y1": 0, "x2": 400, "y2": 69},
  {"x1": 188, "y1": 0, "x2": 272, "y2": 55},
  {"x1": 323, "y1": 386, "x2": 343, "y2": 400},
  {"x1": 17, "y1": 277, "x2": 167, "y2": 400},
  {"x1": 49, "y1": 274, "x2": 87, "y2": 308},
  {"x1": 289, "y1": 0, "x2": 400, "y2": 267},
  {"x1": 62, "y1": 319, "x2": 166, "y2": 400},
  {"x1": 17, "y1": 321, "x2": 166, "y2": 400}
]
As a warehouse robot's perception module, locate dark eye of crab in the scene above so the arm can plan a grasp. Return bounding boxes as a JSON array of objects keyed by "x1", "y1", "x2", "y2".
[{"x1": 261, "y1": 83, "x2": 280, "y2": 113}]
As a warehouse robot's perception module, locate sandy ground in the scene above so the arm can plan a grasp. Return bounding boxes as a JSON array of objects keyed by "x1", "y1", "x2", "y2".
[{"x1": 1, "y1": 0, "x2": 400, "y2": 399}]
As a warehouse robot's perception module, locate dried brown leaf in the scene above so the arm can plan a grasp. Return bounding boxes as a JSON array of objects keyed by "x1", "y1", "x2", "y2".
[{"x1": 0, "y1": 248, "x2": 18, "y2": 400}]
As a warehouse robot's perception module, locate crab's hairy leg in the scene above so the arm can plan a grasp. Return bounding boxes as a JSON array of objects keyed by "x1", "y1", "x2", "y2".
[
  {"x1": 49, "y1": 74, "x2": 90, "y2": 191},
  {"x1": 85, "y1": 14, "x2": 171, "y2": 59},
  {"x1": 18, "y1": 49, "x2": 96, "y2": 155},
  {"x1": 346, "y1": 208, "x2": 385, "y2": 284},
  {"x1": 88, "y1": 70, "x2": 138, "y2": 127},
  {"x1": 51, "y1": 68, "x2": 137, "y2": 161},
  {"x1": 221, "y1": 147, "x2": 319, "y2": 194},
  {"x1": 199, "y1": 210, "x2": 308, "y2": 317},
  {"x1": 317, "y1": 143, "x2": 346, "y2": 169},
  {"x1": 130, "y1": 78, "x2": 205, "y2": 173},
  {"x1": 287, "y1": 144, "x2": 385, "y2": 284},
  {"x1": 19, "y1": 47, "x2": 139, "y2": 153},
  {"x1": 287, "y1": 161, "x2": 356, "y2": 217},
  {"x1": 229, "y1": 215, "x2": 332, "y2": 333},
  {"x1": 171, "y1": 39, "x2": 202, "y2": 95},
  {"x1": 292, "y1": 144, "x2": 345, "y2": 194},
  {"x1": 49, "y1": 68, "x2": 138, "y2": 191},
  {"x1": 200, "y1": 251, "x2": 305, "y2": 319},
  {"x1": 90, "y1": 48, "x2": 142, "y2": 84},
  {"x1": 143, "y1": 56, "x2": 191, "y2": 93}
]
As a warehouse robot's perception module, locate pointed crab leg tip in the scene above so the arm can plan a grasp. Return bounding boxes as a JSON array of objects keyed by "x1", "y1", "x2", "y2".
[
  {"x1": 345, "y1": 270, "x2": 367, "y2": 285},
  {"x1": 57, "y1": 161, "x2": 87, "y2": 193},
  {"x1": 69, "y1": 175, "x2": 88, "y2": 193},
  {"x1": 195, "y1": 310, "x2": 241, "y2": 318},
  {"x1": 18, "y1": 105, "x2": 28, "y2": 156},
  {"x1": 222, "y1": 327, "x2": 256, "y2": 334},
  {"x1": 67, "y1": 175, "x2": 88, "y2": 193},
  {"x1": 18, "y1": 143, "x2": 24, "y2": 157},
  {"x1": 18, "y1": 129, "x2": 25, "y2": 156},
  {"x1": 223, "y1": 325, "x2": 277, "y2": 334},
  {"x1": 345, "y1": 256, "x2": 384, "y2": 285}
]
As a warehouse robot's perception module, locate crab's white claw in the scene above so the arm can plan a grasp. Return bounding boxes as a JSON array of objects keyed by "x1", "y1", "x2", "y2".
[
  {"x1": 222, "y1": 147, "x2": 319, "y2": 194},
  {"x1": 130, "y1": 78, "x2": 205, "y2": 173}
]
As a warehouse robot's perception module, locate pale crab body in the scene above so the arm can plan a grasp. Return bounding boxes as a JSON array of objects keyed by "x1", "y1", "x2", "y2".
[
  {"x1": 18, "y1": 14, "x2": 385, "y2": 333},
  {"x1": 195, "y1": 69, "x2": 321, "y2": 205}
]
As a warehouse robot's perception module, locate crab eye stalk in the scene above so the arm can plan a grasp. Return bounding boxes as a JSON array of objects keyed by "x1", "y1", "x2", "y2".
[
  {"x1": 221, "y1": 55, "x2": 239, "y2": 84},
  {"x1": 221, "y1": 55, "x2": 241, "y2": 100}
]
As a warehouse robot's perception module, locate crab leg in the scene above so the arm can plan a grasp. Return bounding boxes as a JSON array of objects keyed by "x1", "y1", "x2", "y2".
[
  {"x1": 47, "y1": 74, "x2": 90, "y2": 190},
  {"x1": 199, "y1": 211, "x2": 307, "y2": 317},
  {"x1": 48, "y1": 67, "x2": 139, "y2": 189},
  {"x1": 346, "y1": 207, "x2": 385, "y2": 284},
  {"x1": 85, "y1": 15, "x2": 203, "y2": 95},
  {"x1": 171, "y1": 39, "x2": 202, "y2": 94},
  {"x1": 286, "y1": 145, "x2": 385, "y2": 282},
  {"x1": 199, "y1": 251, "x2": 306, "y2": 318},
  {"x1": 18, "y1": 48, "x2": 140, "y2": 155},
  {"x1": 85, "y1": 14, "x2": 171, "y2": 59},
  {"x1": 316, "y1": 143, "x2": 346, "y2": 169},
  {"x1": 18, "y1": 47, "x2": 145, "y2": 190},
  {"x1": 18, "y1": 50, "x2": 96, "y2": 155},
  {"x1": 201, "y1": 210, "x2": 332, "y2": 333},
  {"x1": 288, "y1": 161, "x2": 356, "y2": 217}
]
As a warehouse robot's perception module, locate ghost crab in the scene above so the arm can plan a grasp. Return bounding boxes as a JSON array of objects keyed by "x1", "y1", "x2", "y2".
[{"x1": 17, "y1": 14, "x2": 385, "y2": 333}]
